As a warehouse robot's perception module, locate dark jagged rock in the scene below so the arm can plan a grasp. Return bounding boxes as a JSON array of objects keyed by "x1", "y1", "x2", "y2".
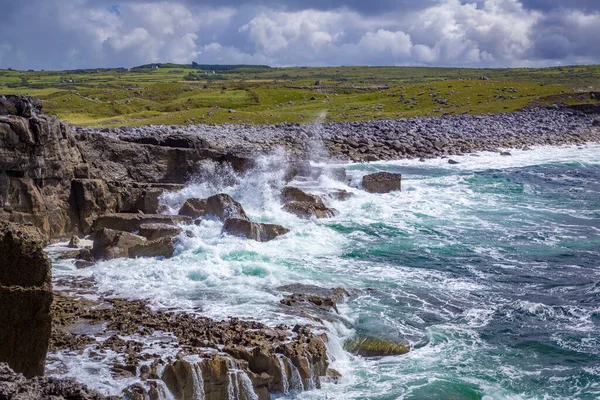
[
  {"x1": 223, "y1": 218, "x2": 290, "y2": 242},
  {"x1": 0, "y1": 221, "x2": 52, "y2": 378},
  {"x1": 0, "y1": 95, "x2": 254, "y2": 242},
  {"x1": 362, "y1": 172, "x2": 402, "y2": 193}
]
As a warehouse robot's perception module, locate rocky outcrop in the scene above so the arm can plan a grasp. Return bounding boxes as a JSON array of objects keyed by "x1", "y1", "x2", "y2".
[
  {"x1": 0, "y1": 363, "x2": 110, "y2": 400},
  {"x1": 223, "y1": 218, "x2": 290, "y2": 242},
  {"x1": 51, "y1": 292, "x2": 330, "y2": 400},
  {"x1": 362, "y1": 172, "x2": 402, "y2": 193},
  {"x1": 0, "y1": 221, "x2": 52, "y2": 378},
  {"x1": 0, "y1": 95, "x2": 253, "y2": 242}
]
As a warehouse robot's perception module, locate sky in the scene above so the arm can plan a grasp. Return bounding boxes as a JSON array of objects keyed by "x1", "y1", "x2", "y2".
[{"x1": 0, "y1": 0, "x2": 599, "y2": 70}]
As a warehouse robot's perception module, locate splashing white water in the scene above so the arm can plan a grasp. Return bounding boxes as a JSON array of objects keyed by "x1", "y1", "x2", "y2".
[{"x1": 48, "y1": 142, "x2": 600, "y2": 400}]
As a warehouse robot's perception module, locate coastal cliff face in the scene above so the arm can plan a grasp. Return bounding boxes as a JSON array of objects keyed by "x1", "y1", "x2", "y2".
[
  {"x1": 0, "y1": 221, "x2": 52, "y2": 378},
  {"x1": 0, "y1": 95, "x2": 252, "y2": 241}
]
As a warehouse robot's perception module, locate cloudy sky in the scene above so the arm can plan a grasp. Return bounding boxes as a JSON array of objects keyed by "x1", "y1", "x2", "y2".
[{"x1": 0, "y1": 0, "x2": 598, "y2": 70}]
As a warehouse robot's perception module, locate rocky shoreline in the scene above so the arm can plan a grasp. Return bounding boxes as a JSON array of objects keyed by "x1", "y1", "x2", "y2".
[
  {"x1": 1, "y1": 94, "x2": 600, "y2": 399},
  {"x1": 82, "y1": 105, "x2": 600, "y2": 162}
]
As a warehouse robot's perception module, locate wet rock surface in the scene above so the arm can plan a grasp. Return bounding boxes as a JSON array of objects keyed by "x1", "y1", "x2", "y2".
[
  {"x1": 49, "y1": 284, "x2": 329, "y2": 400},
  {"x1": 0, "y1": 221, "x2": 52, "y2": 378},
  {"x1": 0, "y1": 363, "x2": 111, "y2": 400}
]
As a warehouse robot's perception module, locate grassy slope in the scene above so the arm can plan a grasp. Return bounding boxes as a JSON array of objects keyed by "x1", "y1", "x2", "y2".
[{"x1": 1, "y1": 65, "x2": 599, "y2": 127}]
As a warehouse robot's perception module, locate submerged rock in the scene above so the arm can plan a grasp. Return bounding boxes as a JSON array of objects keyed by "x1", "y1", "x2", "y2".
[
  {"x1": 223, "y1": 218, "x2": 290, "y2": 242},
  {"x1": 344, "y1": 335, "x2": 410, "y2": 358},
  {"x1": 0, "y1": 222, "x2": 52, "y2": 378},
  {"x1": 362, "y1": 172, "x2": 402, "y2": 193}
]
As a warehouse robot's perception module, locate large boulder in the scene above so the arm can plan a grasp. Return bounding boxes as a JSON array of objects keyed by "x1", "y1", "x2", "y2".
[
  {"x1": 223, "y1": 218, "x2": 290, "y2": 242},
  {"x1": 362, "y1": 172, "x2": 402, "y2": 193},
  {"x1": 178, "y1": 194, "x2": 248, "y2": 222},
  {"x1": 91, "y1": 228, "x2": 147, "y2": 260},
  {"x1": 93, "y1": 213, "x2": 191, "y2": 233},
  {"x1": 0, "y1": 221, "x2": 52, "y2": 378}
]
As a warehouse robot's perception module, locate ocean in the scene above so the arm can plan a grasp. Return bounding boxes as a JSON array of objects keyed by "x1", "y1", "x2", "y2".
[{"x1": 51, "y1": 143, "x2": 600, "y2": 399}]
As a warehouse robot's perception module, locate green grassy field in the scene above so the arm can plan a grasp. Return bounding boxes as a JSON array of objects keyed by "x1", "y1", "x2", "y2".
[{"x1": 1, "y1": 63, "x2": 599, "y2": 127}]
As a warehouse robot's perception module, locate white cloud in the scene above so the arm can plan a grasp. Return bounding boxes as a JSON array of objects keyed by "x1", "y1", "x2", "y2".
[{"x1": 0, "y1": 0, "x2": 598, "y2": 69}]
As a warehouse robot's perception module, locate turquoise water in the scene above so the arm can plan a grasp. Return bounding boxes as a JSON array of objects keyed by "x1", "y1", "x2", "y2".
[{"x1": 52, "y1": 144, "x2": 600, "y2": 399}]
